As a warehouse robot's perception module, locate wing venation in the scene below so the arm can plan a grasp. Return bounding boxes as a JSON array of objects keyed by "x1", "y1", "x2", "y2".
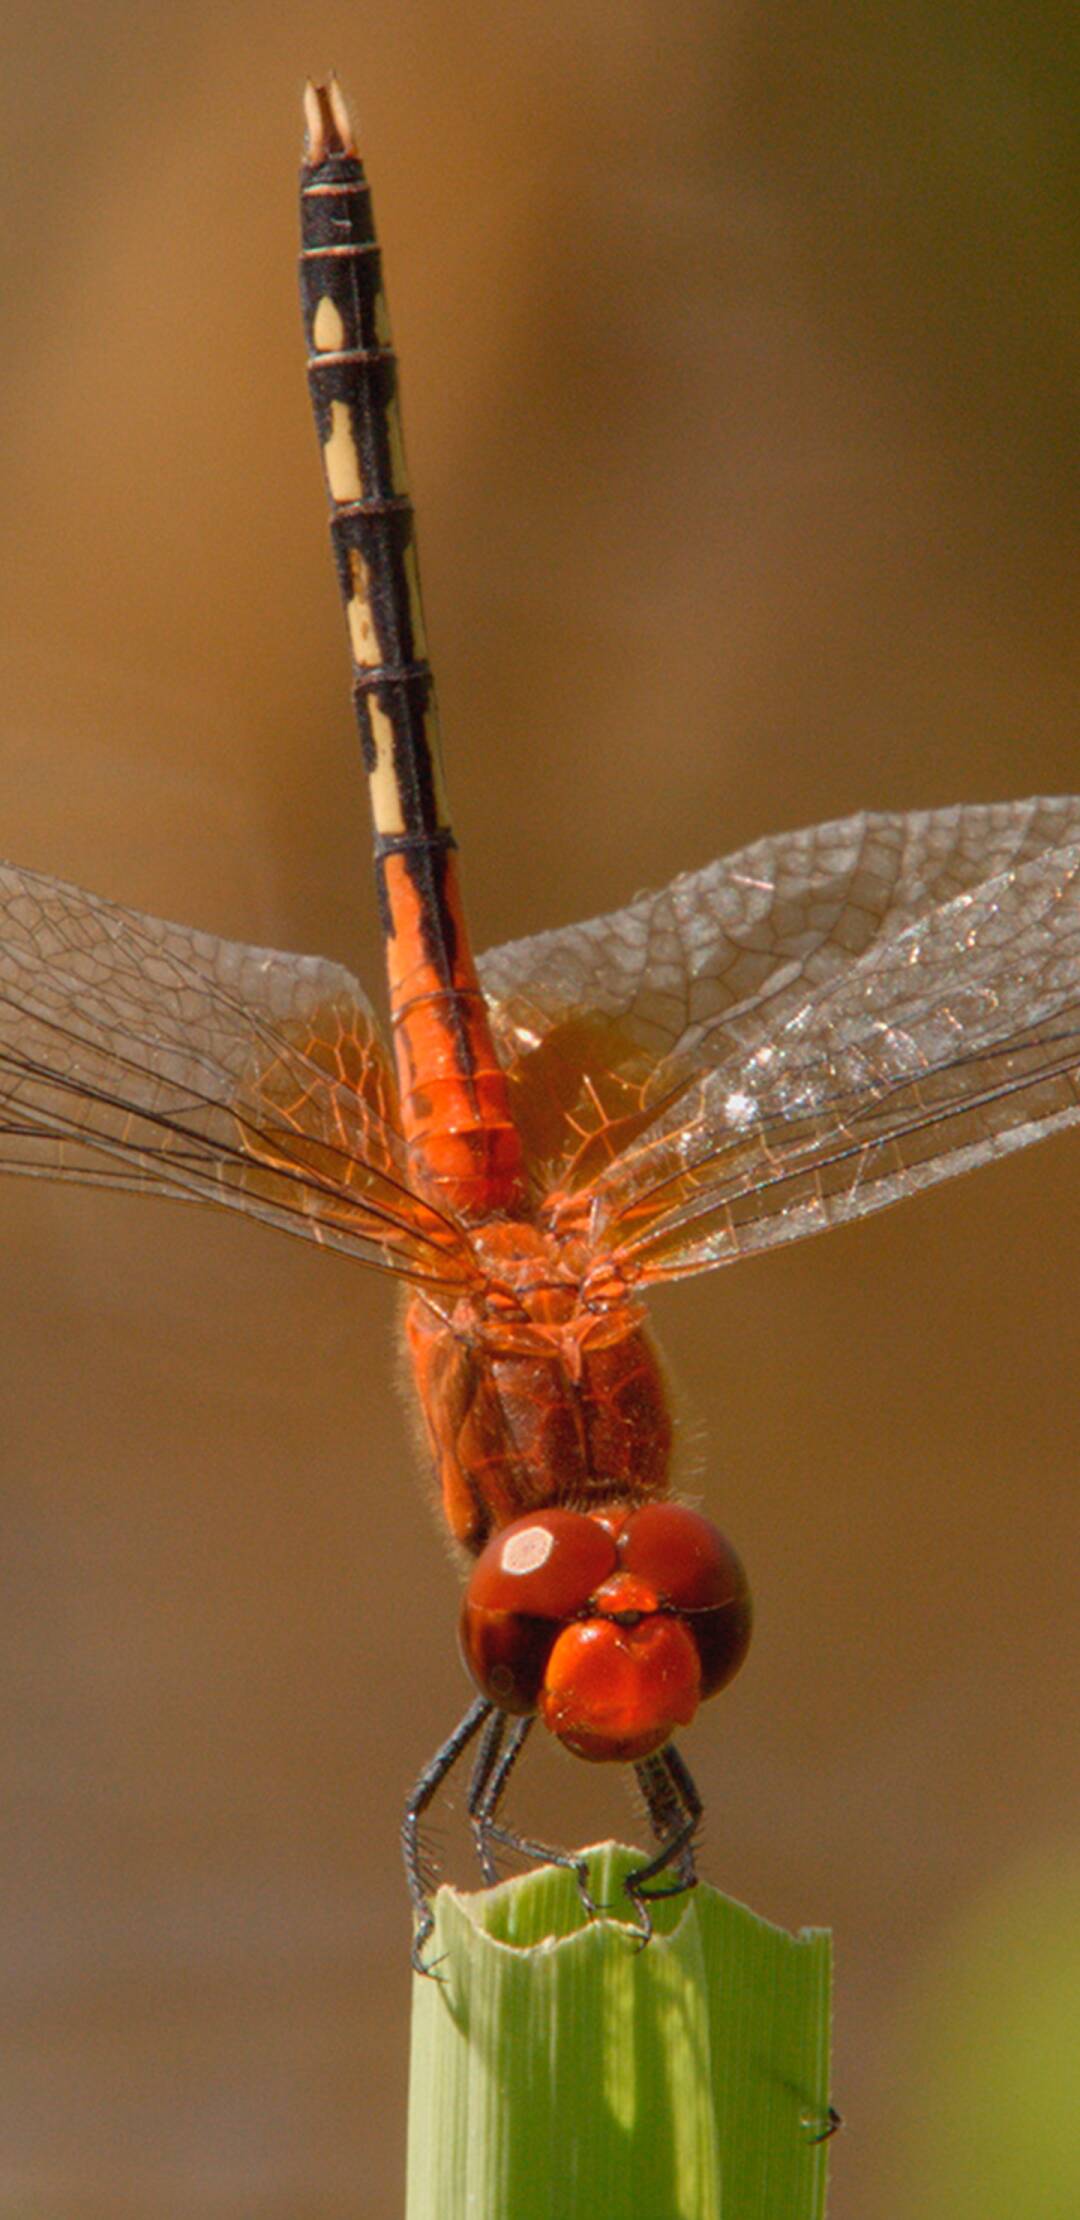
[
  {"x1": 0, "y1": 863, "x2": 472, "y2": 1287},
  {"x1": 582, "y1": 838, "x2": 1080, "y2": 1275},
  {"x1": 477, "y1": 800, "x2": 1080, "y2": 1271}
]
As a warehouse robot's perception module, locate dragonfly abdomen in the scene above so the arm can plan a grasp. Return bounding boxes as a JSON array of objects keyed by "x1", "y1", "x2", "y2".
[{"x1": 300, "y1": 82, "x2": 524, "y2": 1221}]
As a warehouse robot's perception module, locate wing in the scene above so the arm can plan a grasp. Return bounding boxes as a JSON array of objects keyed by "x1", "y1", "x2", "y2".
[
  {"x1": 476, "y1": 799, "x2": 1080, "y2": 1277},
  {"x1": 0, "y1": 863, "x2": 473, "y2": 1289},
  {"x1": 560, "y1": 836, "x2": 1080, "y2": 1277}
]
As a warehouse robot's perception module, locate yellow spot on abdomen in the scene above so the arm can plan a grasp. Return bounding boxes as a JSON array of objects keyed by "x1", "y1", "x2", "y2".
[
  {"x1": 346, "y1": 549, "x2": 379, "y2": 665},
  {"x1": 324, "y1": 400, "x2": 363, "y2": 502},
  {"x1": 367, "y1": 698, "x2": 406, "y2": 834},
  {"x1": 348, "y1": 601, "x2": 379, "y2": 665},
  {"x1": 312, "y1": 294, "x2": 345, "y2": 351},
  {"x1": 374, "y1": 289, "x2": 392, "y2": 346}
]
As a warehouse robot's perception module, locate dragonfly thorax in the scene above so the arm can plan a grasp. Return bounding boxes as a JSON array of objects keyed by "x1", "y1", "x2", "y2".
[
  {"x1": 453, "y1": 1220, "x2": 643, "y2": 1364},
  {"x1": 403, "y1": 1222, "x2": 673, "y2": 1554}
]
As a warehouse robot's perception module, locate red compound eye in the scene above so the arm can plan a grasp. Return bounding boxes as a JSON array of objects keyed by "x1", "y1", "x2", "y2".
[
  {"x1": 618, "y1": 1502, "x2": 752, "y2": 1698},
  {"x1": 461, "y1": 1510, "x2": 618, "y2": 1713},
  {"x1": 460, "y1": 1502, "x2": 752, "y2": 1748}
]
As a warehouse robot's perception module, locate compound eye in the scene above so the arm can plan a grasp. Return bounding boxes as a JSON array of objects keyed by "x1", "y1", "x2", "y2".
[
  {"x1": 618, "y1": 1502, "x2": 752, "y2": 1698},
  {"x1": 468, "y1": 1510, "x2": 618, "y2": 1618},
  {"x1": 460, "y1": 1510, "x2": 618, "y2": 1714}
]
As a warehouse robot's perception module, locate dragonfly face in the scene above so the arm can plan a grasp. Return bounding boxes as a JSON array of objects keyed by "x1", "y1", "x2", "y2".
[
  {"x1": 1, "y1": 75, "x2": 1078, "y2": 1958},
  {"x1": 461, "y1": 1503, "x2": 752, "y2": 1762}
]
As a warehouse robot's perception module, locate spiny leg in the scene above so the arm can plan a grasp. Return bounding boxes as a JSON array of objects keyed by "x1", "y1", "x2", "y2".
[
  {"x1": 623, "y1": 1742, "x2": 704, "y2": 1945},
  {"x1": 469, "y1": 1717, "x2": 600, "y2": 1921},
  {"x1": 643, "y1": 1741, "x2": 703, "y2": 1886},
  {"x1": 465, "y1": 1709, "x2": 511, "y2": 1885},
  {"x1": 401, "y1": 1695, "x2": 493, "y2": 1972}
]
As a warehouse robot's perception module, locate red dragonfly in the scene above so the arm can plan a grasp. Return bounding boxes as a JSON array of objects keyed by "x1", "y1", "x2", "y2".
[{"x1": 3, "y1": 79, "x2": 1080, "y2": 1962}]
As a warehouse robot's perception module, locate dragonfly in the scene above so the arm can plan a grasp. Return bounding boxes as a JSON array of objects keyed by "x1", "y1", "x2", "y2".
[{"x1": 3, "y1": 78, "x2": 1080, "y2": 1966}]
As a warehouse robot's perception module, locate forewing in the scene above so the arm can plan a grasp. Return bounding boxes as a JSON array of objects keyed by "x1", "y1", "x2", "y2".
[
  {"x1": 575, "y1": 836, "x2": 1080, "y2": 1278},
  {"x1": 478, "y1": 800, "x2": 1080, "y2": 1203},
  {"x1": 0, "y1": 863, "x2": 472, "y2": 1287}
]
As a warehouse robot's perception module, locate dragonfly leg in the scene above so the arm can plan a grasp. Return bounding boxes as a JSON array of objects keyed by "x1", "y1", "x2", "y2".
[
  {"x1": 402, "y1": 1694, "x2": 494, "y2": 1974},
  {"x1": 623, "y1": 1741, "x2": 704, "y2": 1943},
  {"x1": 637, "y1": 1743, "x2": 700, "y2": 1884},
  {"x1": 467, "y1": 1712, "x2": 531, "y2": 1885},
  {"x1": 469, "y1": 1722, "x2": 600, "y2": 1921}
]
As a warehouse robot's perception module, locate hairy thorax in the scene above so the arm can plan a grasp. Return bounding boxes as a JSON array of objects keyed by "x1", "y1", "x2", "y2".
[{"x1": 403, "y1": 1221, "x2": 673, "y2": 1553}]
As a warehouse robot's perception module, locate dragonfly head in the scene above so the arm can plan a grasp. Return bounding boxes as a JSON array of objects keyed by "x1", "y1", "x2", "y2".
[{"x1": 459, "y1": 1502, "x2": 751, "y2": 1762}]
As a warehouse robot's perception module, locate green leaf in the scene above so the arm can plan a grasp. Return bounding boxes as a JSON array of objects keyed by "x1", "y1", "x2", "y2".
[{"x1": 407, "y1": 1842, "x2": 833, "y2": 2220}]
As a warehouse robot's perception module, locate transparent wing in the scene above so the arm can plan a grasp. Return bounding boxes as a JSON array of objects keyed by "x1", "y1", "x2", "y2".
[
  {"x1": 0, "y1": 863, "x2": 473, "y2": 1288},
  {"x1": 478, "y1": 799, "x2": 1080, "y2": 1208},
  {"x1": 561, "y1": 835, "x2": 1080, "y2": 1279}
]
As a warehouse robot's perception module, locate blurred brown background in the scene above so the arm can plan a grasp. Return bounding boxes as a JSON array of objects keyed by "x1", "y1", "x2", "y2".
[{"x1": 1, "y1": 4, "x2": 1077, "y2": 2215}]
